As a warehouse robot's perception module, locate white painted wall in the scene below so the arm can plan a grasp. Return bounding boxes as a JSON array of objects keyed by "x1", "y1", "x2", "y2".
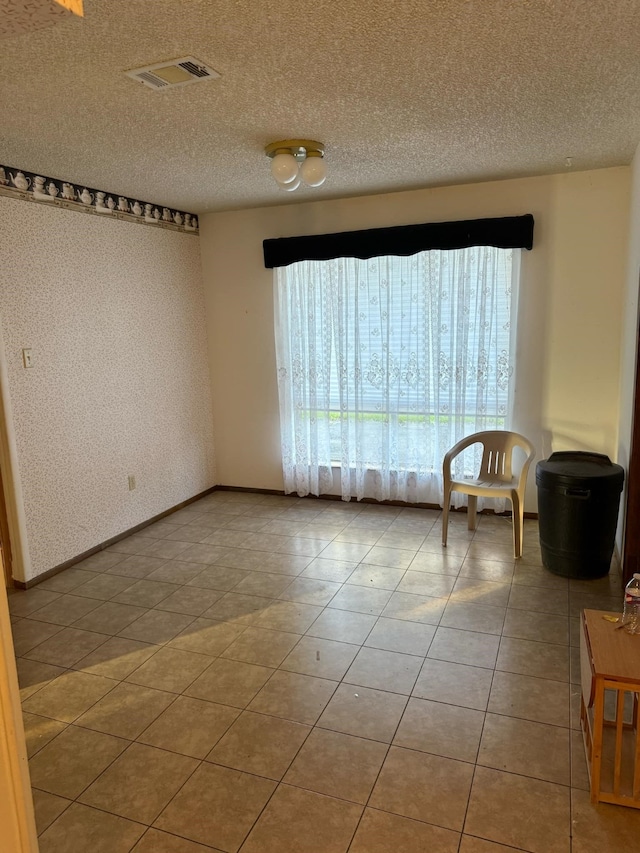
[
  {"x1": 616, "y1": 143, "x2": 640, "y2": 549},
  {"x1": 200, "y1": 168, "x2": 630, "y2": 511}
]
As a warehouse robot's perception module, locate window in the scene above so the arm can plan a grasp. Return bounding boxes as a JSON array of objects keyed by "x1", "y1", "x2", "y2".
[{"x1": 272, "y1": 233, "x2": 526, "y2": 505}]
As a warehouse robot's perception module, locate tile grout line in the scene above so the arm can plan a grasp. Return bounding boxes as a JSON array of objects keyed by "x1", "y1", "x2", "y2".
[{"x1": 16, "y1": 495, "x2": 625, "y2": 851}]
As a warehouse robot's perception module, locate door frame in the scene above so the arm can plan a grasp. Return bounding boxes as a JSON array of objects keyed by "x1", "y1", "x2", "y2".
[
  {"x1": 0, "y1": 579, "x2": 39, "y2": 851},
  {"x1": 0, "y1": 465, "x2": 13, "y2": 587},
  {"x1": 0, "y1": 322, "x2": 38, "y2": 848},
  {"x1": 0, "y1": 320, "x2": 31, "y2": 584}
]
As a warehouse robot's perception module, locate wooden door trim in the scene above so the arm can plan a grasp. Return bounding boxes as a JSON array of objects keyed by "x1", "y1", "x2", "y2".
[
  {"x1": 0, "y1": 581, "x2": 39, "y2": 851},
  {"x1": 0, "y1": 465, "x2": 13, "y2": 587},
  {"x1": 0, "y1": 321, "x2": 31, "y2": 583}
]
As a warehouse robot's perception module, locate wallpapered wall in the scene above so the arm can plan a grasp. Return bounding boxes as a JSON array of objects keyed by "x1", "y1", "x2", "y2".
[{"x1": 0, "y1": 195, "x2": 216, "y2": 581}]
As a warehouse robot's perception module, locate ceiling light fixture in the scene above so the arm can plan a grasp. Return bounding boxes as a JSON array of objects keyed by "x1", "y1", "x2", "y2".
[{"x1": 265, "y1": 139, "x2": 326, "y2": 192}]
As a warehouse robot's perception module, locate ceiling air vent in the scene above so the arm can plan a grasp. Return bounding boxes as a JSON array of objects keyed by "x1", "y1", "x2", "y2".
[{"x1": 125, "y1": 56, "x2": 220, "y2": 91}]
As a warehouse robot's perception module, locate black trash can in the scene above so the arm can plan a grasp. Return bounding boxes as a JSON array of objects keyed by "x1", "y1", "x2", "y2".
[{"x1": 536, "y1": 452, "x2": 624, "y2": 579}]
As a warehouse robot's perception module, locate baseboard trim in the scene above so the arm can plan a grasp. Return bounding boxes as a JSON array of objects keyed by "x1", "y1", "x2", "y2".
[
  {"x1": 214, "y1": 484, "x2": 539, "y2": 517},
  {"x1": 213, "y1": 485, "x2": 284, "y2": 495},
  {"x1": 14, "y1": 486, "x2": 217, "y2": 589}
]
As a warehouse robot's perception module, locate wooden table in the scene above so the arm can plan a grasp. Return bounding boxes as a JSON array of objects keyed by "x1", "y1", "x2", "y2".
[{"x1": 580, "y1": 609, "x2": 640, "y2": 808}]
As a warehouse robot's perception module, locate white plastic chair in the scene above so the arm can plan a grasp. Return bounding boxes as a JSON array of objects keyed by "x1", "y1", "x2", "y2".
[{"x1": 442, "y1": 430, "x2": 535, "y2": 559}]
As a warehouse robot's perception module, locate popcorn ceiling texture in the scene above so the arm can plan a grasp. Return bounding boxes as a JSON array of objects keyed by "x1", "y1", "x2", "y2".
[
  {"x1": 0, "y1": 195, "x2": 216, "y2": 581},
  {"x1": 1, "y1": 0, "x2": 639, "y2": 213},
  {"x1": 0, "y1": 0, "x2": 77, "y2": 39}
]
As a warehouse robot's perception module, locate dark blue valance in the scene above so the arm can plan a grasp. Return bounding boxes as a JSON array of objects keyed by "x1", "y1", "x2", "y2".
[{"x1": 263, "y1": 213, "x2": 534, "y2": 269}]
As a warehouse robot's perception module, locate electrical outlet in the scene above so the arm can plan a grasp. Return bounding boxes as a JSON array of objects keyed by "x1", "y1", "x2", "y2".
[
  {"x1": 22, "y1": 348, "x2": 33, "y2": 368},
  {"x1": 128, "y1": 475, "x2": 136, "y2": 491}
]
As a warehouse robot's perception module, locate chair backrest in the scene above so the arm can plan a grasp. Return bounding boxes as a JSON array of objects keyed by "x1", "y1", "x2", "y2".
[{"x1": 474, "y1": 430, "x2": 535, "y2": 484}]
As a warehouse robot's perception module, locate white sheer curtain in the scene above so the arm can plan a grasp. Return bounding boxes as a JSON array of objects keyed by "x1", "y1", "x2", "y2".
[{"x1": 274, "y1": 246, "x2": 520, "y2": 504}]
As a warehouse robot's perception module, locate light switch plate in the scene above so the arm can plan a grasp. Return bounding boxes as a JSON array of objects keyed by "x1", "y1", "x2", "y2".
[{"x1": 22, "y1": 348, "x2": 33, "y2": 368}]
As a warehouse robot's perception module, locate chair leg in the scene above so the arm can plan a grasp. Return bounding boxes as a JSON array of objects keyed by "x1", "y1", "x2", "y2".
[
  {"x1": 511, "y1": 492, "x2": 524, "y2": 558},
  {"x1": 442, "y1": 488, "x2": 451, "y2": 547},
  {"x1": 467, "y1": 495, "x2": 477, "y2": 531}
]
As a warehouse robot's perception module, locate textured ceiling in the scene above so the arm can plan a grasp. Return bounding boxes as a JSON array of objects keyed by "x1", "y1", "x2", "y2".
[
  {"x1": 1, "y1": 0, "x2": 640, "y2": 213},
  {"x1": 0, "y1": 0, "x2": 81, "y2": 40}
]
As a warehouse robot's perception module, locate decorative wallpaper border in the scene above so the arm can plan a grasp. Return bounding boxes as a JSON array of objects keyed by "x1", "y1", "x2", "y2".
[{"x1": 0, "y1": 163, "x2": 199, "y2": 235}]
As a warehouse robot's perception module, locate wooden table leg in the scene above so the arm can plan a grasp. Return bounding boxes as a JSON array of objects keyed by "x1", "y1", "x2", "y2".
[{"x1": 591, "y1": 678, "x2": 605, "y2": 804}]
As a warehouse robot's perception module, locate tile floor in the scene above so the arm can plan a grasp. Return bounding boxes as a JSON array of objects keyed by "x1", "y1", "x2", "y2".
[{"x1": 8, "y1": 490, "x2": 640, "y2": 852}]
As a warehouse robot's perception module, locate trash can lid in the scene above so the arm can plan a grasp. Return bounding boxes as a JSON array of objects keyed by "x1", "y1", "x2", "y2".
[{"x1": 536, "y1": 451, "x2": 624, "y2": 490}]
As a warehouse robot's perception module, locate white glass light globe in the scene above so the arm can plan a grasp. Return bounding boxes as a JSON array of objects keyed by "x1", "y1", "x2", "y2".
[
  {"x1": 300, "y1": 155, "x2": 327, "y2": 187},
  {"x1": 270, "y1": 153, "x2": 298, "y2": 184},
  {"x1": 279, "y1": 175, "x2": 301, "y2": 192}
]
